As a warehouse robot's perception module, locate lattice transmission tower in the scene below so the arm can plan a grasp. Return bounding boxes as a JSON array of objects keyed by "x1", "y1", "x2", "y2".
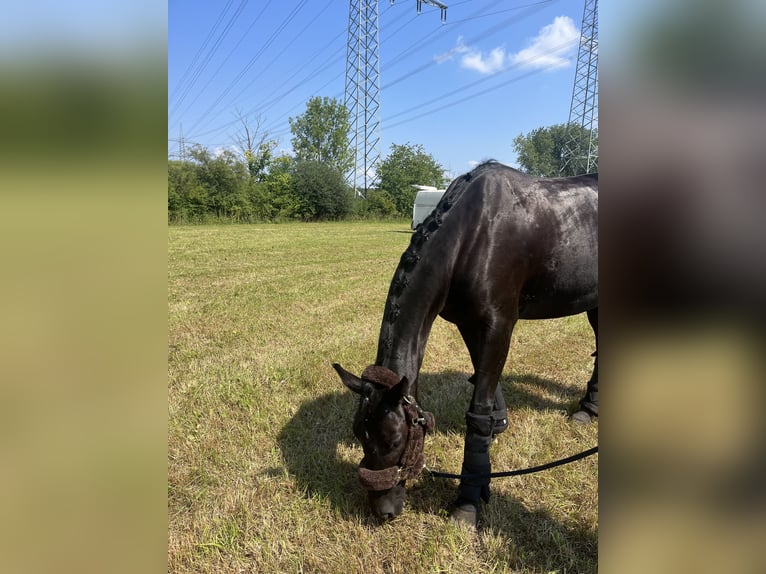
[
  {"x1": 345, "y1": 0, "x2": 447, "y2": 196},
  {"x1": 560, "y1": 0, "x2": 598, "y2": 176}
]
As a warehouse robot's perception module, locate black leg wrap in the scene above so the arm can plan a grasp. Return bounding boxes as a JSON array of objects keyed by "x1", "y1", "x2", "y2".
[
  {"x1": 579, "y1": 354, "x2": 598, "y2": 416},
  {"x1": 492, "y1": 386, "x2": 508, "y2": 435},
  {"x1": 457, "y1": 414, "x2": 494, "y2": 505},
  {"x1": 467, "y1": 378, "x2": 509, "y2": 436}
]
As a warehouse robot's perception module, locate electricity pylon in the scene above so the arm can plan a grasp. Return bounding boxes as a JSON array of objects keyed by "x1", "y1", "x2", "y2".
[
  {"x1": 560, "y1": 0, "x2": 598, "y2": 176},
  {"x1": 345, "y1": 0, "x2": 447, "y2": 196}
]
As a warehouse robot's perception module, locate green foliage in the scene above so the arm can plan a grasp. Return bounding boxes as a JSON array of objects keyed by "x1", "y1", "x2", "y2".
[
  {"x1": 168, "y1": 145, "x2": 303, "y2": 223},
  {"x1": 363, "y1": 189, "x2": 398, "y2": 218},
  {"x1": 512, "y1": 123, "x2": 598, "y2": 177},
  {"x1": 243, "y1": 141, "x2": 275, "y2": 181},
  {"x1": 188, "y1": 146, "x2": 252, "y2": 221},
  {"x1": 168, "y1": 137, "x2": 447, "y2": 223},
  {"x1": 290, "y1": 161, "x2": 352, "y2": 221},
  {"x1": 168, "y1": 159, "x2": 205, "y2": 221},
  {"x1": 262, "y1": 156, "x2": 301, "y2": 221},
  {"x1": 377, "y1": 143, "x2": 445, "y2": 216},
  {"x1": 289, "y1": 96, "x2": 353, "y2": 175}
]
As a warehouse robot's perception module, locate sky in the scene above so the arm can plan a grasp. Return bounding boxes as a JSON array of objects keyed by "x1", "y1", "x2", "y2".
[{"x1": 168, "y1": 0, "x2": 593, "y2": 178}]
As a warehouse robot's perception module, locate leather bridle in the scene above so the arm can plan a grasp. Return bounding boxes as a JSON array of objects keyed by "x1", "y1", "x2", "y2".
[{"x1": 357, "y1": 394, "x2": 435, "y2": 492}]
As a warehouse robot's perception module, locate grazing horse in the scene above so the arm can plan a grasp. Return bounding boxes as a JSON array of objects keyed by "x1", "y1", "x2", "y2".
[{"x1": 333, "y1": 161, "x2": 598, "y2": 527}]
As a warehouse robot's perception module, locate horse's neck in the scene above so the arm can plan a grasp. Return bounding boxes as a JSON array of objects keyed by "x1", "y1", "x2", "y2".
[{"x1": 375, "y1": 259, "x2": 444, "y2": 386}]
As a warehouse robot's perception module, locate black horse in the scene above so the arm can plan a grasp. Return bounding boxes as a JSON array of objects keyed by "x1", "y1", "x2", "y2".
[{"x1": 333, "y1": 161, "x2": 598, "y2": 527}]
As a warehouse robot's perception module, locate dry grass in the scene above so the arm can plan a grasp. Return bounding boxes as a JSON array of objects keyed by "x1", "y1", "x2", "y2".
[{"x1": 168, "y1": 222, "x2": 598, "y2": 573}]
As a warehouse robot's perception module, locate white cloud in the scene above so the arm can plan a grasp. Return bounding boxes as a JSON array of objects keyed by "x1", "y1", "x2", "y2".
[
  {"x1": 508, "y1": 16, "x2": 580, "y2": 70},
  {"x1": 449, "y1": 16, "x2": 580, "y2": 75},
  {"x1": 212, "y1": 145, "x2": 239, "y2": 158},
  {"x1": 461, "y1": 46, "x2": 507, "y2": 75},
  {"x1": 434, "y1": 35, "x2": 470, "y2": 64}
]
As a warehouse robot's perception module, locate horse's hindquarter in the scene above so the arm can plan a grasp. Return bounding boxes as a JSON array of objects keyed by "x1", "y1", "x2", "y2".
[
  {"x1": 517, "y1": 177, "x2": 598, "y2": 319},
  {"x1": 441, "y1": 169, "x2": 598, "y2": 323}
]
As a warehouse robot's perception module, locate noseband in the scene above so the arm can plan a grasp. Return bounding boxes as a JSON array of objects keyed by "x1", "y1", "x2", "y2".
[{"x1": 355, "y1": 366, "x2": 435, "y2": 492}]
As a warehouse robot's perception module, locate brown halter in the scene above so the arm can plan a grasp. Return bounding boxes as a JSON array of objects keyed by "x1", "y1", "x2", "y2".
[{"x1": 356, "y1": 366, "x2": 435, "y2": 492}]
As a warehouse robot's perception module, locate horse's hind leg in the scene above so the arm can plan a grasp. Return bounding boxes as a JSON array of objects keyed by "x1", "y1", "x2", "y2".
[{"x1": 572, "y1": 307, "x2": 598, "y2": 423}]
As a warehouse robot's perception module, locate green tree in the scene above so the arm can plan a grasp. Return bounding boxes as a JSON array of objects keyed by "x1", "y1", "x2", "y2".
[
  {"x1": 377, "y1": 143, "x2": 445, "y2": 216},
  {"x1": 168, "y1": 159, "x2": 209, "y2": 222},
  {"x1": 262, "y1": 154, "x2": 300, "y2": 221},
  {"x1": 512, "y1": 123, "x2": 597, "y2": 177},
  {"x1": 364, "y1": 189, "x2": 398, "y2": 218},
  {"x1": 289, "y1": 96, "x2": 353, "y2": 175},
  {"x1": 291, "y1": 160, "x2": 353, "y2": 221},
  {"x1": 188, "y1": 145, "x2": 251, "y2": 221}
]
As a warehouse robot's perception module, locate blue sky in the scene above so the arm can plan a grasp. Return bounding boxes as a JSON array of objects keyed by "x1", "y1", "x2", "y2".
[{"x1": 169, "y1": 0, "x2": 591, "y2": 177}]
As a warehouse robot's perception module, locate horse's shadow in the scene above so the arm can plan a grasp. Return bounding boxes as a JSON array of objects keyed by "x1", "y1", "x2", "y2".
[
  {"x1": 276, "y1": 371, "x2": 596, "y2": 569},
  {"x1": 275, "y1": 389, "x2": 375, "y2": 524}
]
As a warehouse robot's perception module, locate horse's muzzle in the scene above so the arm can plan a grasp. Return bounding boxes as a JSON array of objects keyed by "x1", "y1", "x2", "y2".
[{"x1": 368, "y1": 483, "x2": 406, "y2": 520}]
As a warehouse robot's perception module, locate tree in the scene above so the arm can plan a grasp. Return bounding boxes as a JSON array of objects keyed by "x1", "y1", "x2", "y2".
[
  {"x1": 188, "y1": 145, "x2": 251, "y2": 221},
  {"x1": 512, "y1": 123, "x2": 597, "y2": 177},
  {"x1": 168, "y1": 159, "x2": 209, "y2": 222},
  {"x1": 289, "y1": 96, "x2": 353, "y2": 175},
  {"x1": 364, "y1": 189, "x2": 398, "y2": 218},
  {"x1": 262, "y1": 154, "x2": 300, "y2": 221},
  {"x1": 377, "y1": 143, "x2": 445, "y2": 216},
  {"x1": 233, "y1": 110, "x2": 276, "y2": 181},
  {"x1": 291, "y1": 160, "x2": 353, "y2": 221}
]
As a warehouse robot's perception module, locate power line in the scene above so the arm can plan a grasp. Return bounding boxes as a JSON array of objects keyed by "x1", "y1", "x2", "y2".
[
  {"x1": 226, "y1": 2, "x2": 336, "y2": 114},
  {"x1": 189, "y1": 30, "x2": 347, "y2": 142},
  {"x1": 177, "y1": 3, "x2": 429, "y2": 152},
  {"x1": 186, "y1": 0, "x2": 310, "y2": 137},
  {"x1": 169, "y1": 0, "x2": 235, "y2": 103},
  {"x1": 382, "y1": 38, "x2": 578, "y2": 130},
  {"x1": 173, "y1": 1, "x2": 567, "y2": 162},
  {"x1": 382, "y1": 0, "x2": 551, "y2": 90},
  {"x1": 169, "y1": 0, "x2": 249, "y2": 119},
  {"x1": 380, "y1": 0, "x2": 503, "y2": 73},
  {"x1": 170, "y1": 1, "x2": 273, "y2": 123}
]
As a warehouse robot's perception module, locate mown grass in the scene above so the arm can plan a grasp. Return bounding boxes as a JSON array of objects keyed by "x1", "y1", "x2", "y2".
[{"x1": 169, "y1": 221, "x2": 598, "y2": 573}]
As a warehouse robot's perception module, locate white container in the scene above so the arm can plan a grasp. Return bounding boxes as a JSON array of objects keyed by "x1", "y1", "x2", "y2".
[{"x1": 411, "y1": 187, "x2": 445, "y2": 230}]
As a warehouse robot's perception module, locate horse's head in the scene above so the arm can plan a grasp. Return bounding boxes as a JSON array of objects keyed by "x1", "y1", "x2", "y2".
[{"x1": 332, "y1": 363, "x2": 434, "y2": 521}]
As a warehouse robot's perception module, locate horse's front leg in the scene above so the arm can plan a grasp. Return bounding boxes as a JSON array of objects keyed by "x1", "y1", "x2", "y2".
[
  {"x1": 452, "y1": 320, "x2": 514, "y2": 528},
  {"x1": 451, "y1": 397, "x2": 496, "y2": 527}
]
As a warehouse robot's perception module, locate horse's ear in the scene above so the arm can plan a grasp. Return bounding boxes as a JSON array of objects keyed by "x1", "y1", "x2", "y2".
[
  {"x1": 332, "y1": 363, "x2": 367, "y2": 395},
  {"x1": 386, "y1": 376, "x2": 411, "y2": 401}
]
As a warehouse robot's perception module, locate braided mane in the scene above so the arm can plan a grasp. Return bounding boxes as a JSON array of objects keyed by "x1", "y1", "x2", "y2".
[{"x1": 378, "y1": 162, "x2": 499, "y2": 355}]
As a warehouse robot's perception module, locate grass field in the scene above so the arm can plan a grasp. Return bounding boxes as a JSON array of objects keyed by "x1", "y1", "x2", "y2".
[{"x1": 168, "y1": 221, "x2": 598, "y2": 573}]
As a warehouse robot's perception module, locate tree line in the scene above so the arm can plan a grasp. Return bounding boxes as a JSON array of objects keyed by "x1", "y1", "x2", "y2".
[{"x1": 168, "y1": 96, "x2": 596, "y2": 224}]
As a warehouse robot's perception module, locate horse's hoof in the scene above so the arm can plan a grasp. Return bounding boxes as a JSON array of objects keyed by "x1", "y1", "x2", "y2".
[
  {"x1": 450, "y1": 503, "x2": 479, "y2": 529},
  {"x1": 570, "y1": 410, "x2": 593, "y2": 424}
]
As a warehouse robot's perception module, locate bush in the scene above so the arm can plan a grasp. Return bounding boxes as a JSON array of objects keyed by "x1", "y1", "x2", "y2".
[
  {"x1": 364, "y1": 189, "x2": 398, "y2": 218},
  {"x1": 291, "y1": 161, "x2": 352, "y2": 221}
]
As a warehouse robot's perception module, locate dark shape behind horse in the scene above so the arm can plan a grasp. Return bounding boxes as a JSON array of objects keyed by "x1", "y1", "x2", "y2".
[{"x1": 333, "y1": 161, "x2": 598, "y2": 527}]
